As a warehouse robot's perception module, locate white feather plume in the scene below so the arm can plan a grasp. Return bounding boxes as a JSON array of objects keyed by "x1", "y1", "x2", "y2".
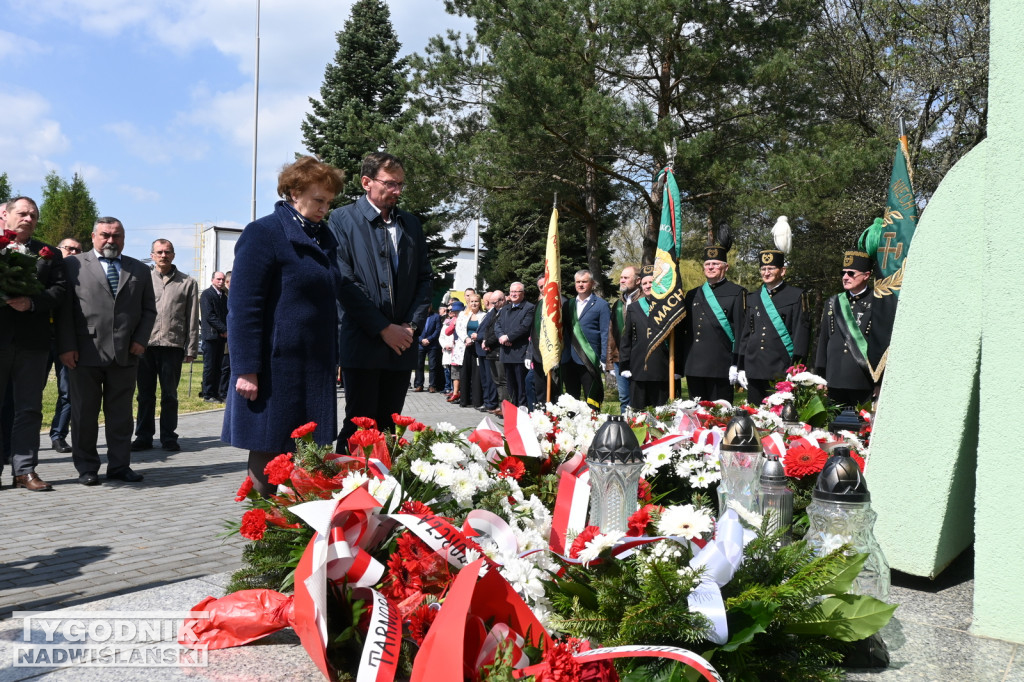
[{"x1": 772, "y1": 216, "x2": 792, "y2": 255}]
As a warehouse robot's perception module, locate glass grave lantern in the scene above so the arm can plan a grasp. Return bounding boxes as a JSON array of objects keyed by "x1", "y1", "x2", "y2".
[
  {"x1": 803, "y1": 446, "x2": 890, "y2": 602},
  {"x1": 717, "y1": 411, "x2": 765, "y2": 516},
  {"x1": 587, "y1": 414, "x2": 644, "y2": 534},
  {"x1": 759, "y1": 453, "x2": 794, "y2": 545}
]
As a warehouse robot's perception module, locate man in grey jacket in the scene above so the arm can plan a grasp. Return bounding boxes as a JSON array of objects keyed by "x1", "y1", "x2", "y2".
[{"x1": 132, "y1": 239, "x2": 199, "y2": 452}]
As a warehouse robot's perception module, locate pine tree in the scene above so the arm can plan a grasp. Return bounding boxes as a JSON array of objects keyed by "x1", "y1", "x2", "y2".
[
  {"x1": 301, "y1": 0, "x2": 407, "y2": 203},
  {"x1": 0, "y1": 172, "x2": 12, "y2": 205},
  {"x1": 37, "y1": 172, "x2": 99, "y2": 245}
]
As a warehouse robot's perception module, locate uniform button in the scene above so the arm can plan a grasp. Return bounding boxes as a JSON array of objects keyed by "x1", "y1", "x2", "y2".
[{"x1": 381, "y1": 282, "x2": 387, "y2": 288}]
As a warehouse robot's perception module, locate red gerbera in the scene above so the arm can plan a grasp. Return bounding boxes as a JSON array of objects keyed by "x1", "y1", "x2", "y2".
[
  {"x1": 399, "y1": 500, "x2": 434, "y2": 515},
  {"x1": 351, "y1": 416, "x2": 377, "y2": 430},
  {"x1": 264, "y1": 453, "x2": 295, "y2": 486},
  {"x1": 290, "y1": 421, "x2": 317, "y2": 439},
  {"x1": 784, "y1": 443, "x2": 829, "y2": 478},
  {"x1": 569, "y1": 525, "x2": 601, "y2": 559},
  {"x1": 497, "y1": 456, "x2": 526, "y2": 480},
  {"x1": 234, "y1": 476, "x2": 253, "y2": 501},
  {"x1": 407, "y1": 603, "x2": 438, "y2": 646},
  {"x1": 850, "y1": 452, "x2": 866, "y2": 472},
  {"x1": 240, "y1": 508, "x2": 268, "y2": 540}
]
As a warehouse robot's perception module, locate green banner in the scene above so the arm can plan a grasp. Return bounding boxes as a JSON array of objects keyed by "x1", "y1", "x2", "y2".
[{"x1": 875, "y1": 139, "x2": 919, "y2": 297}]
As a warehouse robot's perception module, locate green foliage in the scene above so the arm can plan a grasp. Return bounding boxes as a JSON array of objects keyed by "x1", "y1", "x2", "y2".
[
  {"x1": 224, "y1": 521, "x2": 311, "y2": 594},
  {"x1": 0, "y1": 172, "x2": 12, "y2": 204},
  {"x1": 36, "y1": 171, "x2": 98, "y2": 246}
]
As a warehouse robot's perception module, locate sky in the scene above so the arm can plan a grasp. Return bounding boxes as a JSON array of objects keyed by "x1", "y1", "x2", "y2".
[{"x1": 0, "y1": 0, "x2": 473, "y2": 279}]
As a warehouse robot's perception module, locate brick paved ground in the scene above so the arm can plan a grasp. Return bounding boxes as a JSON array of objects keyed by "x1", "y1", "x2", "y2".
[{"x1": 0, "y1": 388, "x2": 488, "y2": 620}]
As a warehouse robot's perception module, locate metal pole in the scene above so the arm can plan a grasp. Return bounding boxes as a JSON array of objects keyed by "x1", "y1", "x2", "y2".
[{"x1": 250, "y1": 0, "x2": 261, "y2": 223}]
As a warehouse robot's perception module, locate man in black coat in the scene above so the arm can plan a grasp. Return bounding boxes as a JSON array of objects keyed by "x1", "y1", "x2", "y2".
[
  {"x1": 476, "y1": 291, "x2": 503, "y2": 413},
  {"x1": 737, "y1": 249, "x2": 811, "y2": 405},
  {"x1": 413, "y1": 305, "x2": 443, "y2": 393},
  {"x1": 814, "y1": 250, "x2": 898, "y2": 408},
  {"x1": 0, "y1": 196, "x2": 65, "y2": 491},
  {"x1": 682, "y1": 245, "x2": 747, "y2": 403},
  {"x1": 330, "y1": 152, "x2": 432, "y2": 447},
  {"x1": 618, "y1": 272, "x2": 683, "y2": 410},
  {"x1": 494, "y1": 281, "x2": 535, "y2": 408},
  {"x1": 199, "y1": 271, "x2": 228, "y2": 402}
]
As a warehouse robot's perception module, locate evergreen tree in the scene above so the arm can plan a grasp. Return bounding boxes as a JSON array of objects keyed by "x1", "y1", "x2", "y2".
[
  {"x1": 0, "y1": 172, "x2": 12, "y2": 205},
  {"x1": 301, "y1": 0, "x2": 407, "y2": 203},
  {"x1": 37, "y1": 171, "x2": 99, "y2": 245}
]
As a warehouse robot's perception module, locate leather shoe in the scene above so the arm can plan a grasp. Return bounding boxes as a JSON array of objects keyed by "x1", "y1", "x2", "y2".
[
  {"x1": 428, "y1": 387, "x2": 437, "y2": 393},
  {"x1": 489, "y1": 408, "x2": 502, "y2": 416},
  {"x1": 413, "y1": 387, "x2": 424, "y2": 392},
  {"x1": 78, "y1": 472, "x2": 100, "y2": 486},
  {"x1": 131, "y1": 439, "x2": 153, "y2": 451},
  {"x1": 52, "y1": 437, "x2": 72, "y2": 453},
  {"x1": 162, "y1": 441, "x2": 181, "y2": 452},
  {"x1": 107, "y1": 468, "x2": 144, "y2": 483},
  {"x1": 15, "y1": 472, "x2": 53, "y2": 491}
]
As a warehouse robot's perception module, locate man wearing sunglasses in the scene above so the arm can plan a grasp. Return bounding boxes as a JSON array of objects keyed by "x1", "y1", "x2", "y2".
[
  {"x1": 814, "y1": 250, "x2": 898, "y2": 408},
  {"x1": 736, "y1": 249, "x2": 811, "y2": 406}
]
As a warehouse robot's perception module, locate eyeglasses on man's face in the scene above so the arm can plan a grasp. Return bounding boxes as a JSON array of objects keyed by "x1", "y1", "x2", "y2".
[{"x1": 371, "y1": 178, "x2": 405, "y2": 192}]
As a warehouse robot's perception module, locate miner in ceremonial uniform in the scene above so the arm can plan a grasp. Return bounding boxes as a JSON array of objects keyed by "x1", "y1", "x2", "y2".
[
  {"x1": 619, "y1": 268, "x2": 682, "y2": 410},
  {"x1": 737, "y1": 248, "x2": 811, "y2": 405},
  {"x1": 682, "y1": 243, "x2": 746, "y2": 403},
  {"x1": 814, "y1": 249, "x2": 897, "y2": 408}
]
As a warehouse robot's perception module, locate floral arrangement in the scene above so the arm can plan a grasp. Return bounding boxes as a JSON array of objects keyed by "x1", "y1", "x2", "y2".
[
  {"x1": 0, "y1": 229, "x2": 45, "y2": 301},
  {"x1": 186, "y1": 397, "x2": 895, "y2": 681}
]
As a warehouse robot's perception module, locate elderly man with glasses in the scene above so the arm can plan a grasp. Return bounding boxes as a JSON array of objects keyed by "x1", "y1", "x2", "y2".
[
  {"x1": 736, "y1": 249, "x2": 811, "y2": 406},
  {"x1": 814, "y1": 249, "x2": 898, "y2": 409}
]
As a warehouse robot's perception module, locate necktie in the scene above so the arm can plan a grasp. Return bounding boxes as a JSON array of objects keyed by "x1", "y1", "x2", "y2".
[{"x1": 105, "y1": 259, "x2": 118, "y2": 297}]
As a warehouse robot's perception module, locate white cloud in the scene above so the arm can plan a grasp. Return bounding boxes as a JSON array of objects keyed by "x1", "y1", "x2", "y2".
[
  {"x1": 0, "y1": 86, "x2": 69, "y2": 183},
  {"x1": 0, "y1": 29, "x2": 48, "y2": 60},
  {"x1": 70, "y1": 163, "x2": 110, "y2": 184},
  {"x1": 104, "y1": 121, "x2": 208, "y2": 163},
  {"x1": 119, "y1": 184, "x2": 161, "y2": 202}
]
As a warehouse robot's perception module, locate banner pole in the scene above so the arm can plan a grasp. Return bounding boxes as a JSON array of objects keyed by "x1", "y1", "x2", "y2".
[
  {"x1": 546, "y1": 370, "x2": 552, "y2": 404},
  {"x1": 668, "y1": 330, "x2": 676, "y2": 401}
]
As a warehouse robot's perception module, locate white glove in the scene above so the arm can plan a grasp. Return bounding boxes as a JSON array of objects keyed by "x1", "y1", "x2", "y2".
[
  {"x1": 620, "y1": 370, "x2": 632, "y2": 378},
  {"x1": 737, "y1": 370, "x2": 748, "y2": 389},
  {"x1": 600, "y1": 362, "x2": 606, "y2": 372},
  {"x1": 674, "y1": 374, "x2": 682, "y2": 380},
  {"x1": 728, "y1": 365, "x2": 739, "y2": 385},
  {"x1": 525, "y1": 359, "x2": 533, "y2": 370}
]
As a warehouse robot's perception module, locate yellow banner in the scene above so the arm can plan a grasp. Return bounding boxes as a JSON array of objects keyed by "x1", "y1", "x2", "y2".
[{"x1": 539, "y1": 207, "x2": 563, "y2": 374}]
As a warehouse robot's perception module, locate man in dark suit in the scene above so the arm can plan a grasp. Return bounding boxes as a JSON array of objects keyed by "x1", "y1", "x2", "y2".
[
  {"x1": 737, "y1": 249, "x2": 811, "y2": 405},
  {"x1": 199, "y1": 271, "x2": 228, "y2": 402},
  {"x1": 494, "y1": 281, "x2": 535, "y2": 408},
  {"x1": 330, "y1": 152, "x2": 433, "y2": 448},
  {"x1": 58, "y1": 217, "x2": 157, "y2": 485},
  {"x1": 413, "y1": 305, "x2": 443, "y2": 392},
  {"x1": 619, "y1": 271, "x2": 683, "y2": 409},
  {"x1": 682, "y1": 245, "x2": 747, "y2": 403},
  {"x1": 478, "y1": 289, "x2": 505, "y2": 413},
  {"x1": 0, "y1": 196, "x2": 66, "y2": 491},
  {"x1": 561, "y1": 269, "x2": 611, "y2": 410}
]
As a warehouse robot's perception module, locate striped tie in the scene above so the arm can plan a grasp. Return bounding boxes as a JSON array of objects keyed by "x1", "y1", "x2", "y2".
[{"x1": 105, "y1": 259, "x2": 118, "y2": 297}]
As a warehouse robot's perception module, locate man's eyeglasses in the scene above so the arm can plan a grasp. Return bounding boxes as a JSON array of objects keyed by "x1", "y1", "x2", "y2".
[
  {"x1": 60, "y1": 246, "x2": 82, "y2": 253},
  {"x1": 370, "y1": 178, "x2": 405, "y2": 192},
  {"x1": 841, "y1": 270, "x2": 864, "y2": 278}
]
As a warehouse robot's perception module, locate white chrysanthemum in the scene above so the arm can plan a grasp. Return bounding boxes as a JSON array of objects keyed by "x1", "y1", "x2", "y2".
[
  {"x1": 752, "y1": 410, "x2": 783, "y2": 432},
  {"x1": 410, "y1": 459, "x2": 436, "y2": 481},
  {"x1": 764, "y1": 391, "x2": 794, "y2": 407},
  {"x1": 500, "y1": 556, "x2": 548, "y2": 602},
  {"x1": 658, "y1": 504, "x2": 713, "y2": 540},
  {"x1": 808, "y1": 429, "x2": 831, "y2": 442},
  {"x1": 577, "y1": 531, "x2": 624, "y2": 565},
  {"x1": 727, "y1": 499, "x2": 764, "y2": 527},
  {"x1": 642, "y1": 448, "x2": 672, "y2": 476},
  {"x1": 435, "y1": 421, "x2": 458, "y2": 433},
  {"x1": 675, "y1": 459, "x2": 695, "y2": 478},
  {"x1": 339, "y1": 471, "x2": 370, "y2": 496},
  {"x1": 450, "y1": 472, "x2": 478, "y2": 506},
  {"x1": 431, "y1": 441, "x2": 465, "y2": 464},
  {"x1": 463, "y1": 547, "x2": 483, "y2": 564},
  {"x1": 530, "y1": 413, "x2": 554, "y2": 436},
  {"x1": 432, "y1": 464, "x2": 458, "y2": 487},
  {"x1": 690, "y1": 470, "x2": 717, "y2": 488},
  {"x1": 789, "y1": 371, "x2": 827, "y2": 387},
  {"x1": 367, "y1": 476, "x2": 398, "y2": 502},
  {"x1": 554, "y1": 430, "x2": 576, "y2": 452}
]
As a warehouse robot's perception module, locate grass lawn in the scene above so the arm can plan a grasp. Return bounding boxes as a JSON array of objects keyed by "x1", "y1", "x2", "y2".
[{"x1": 39, "y1": 357, "x2": 221, "y2": 430}]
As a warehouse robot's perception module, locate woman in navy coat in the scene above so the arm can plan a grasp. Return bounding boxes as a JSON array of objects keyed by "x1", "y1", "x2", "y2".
[{"x1": 222, "y1": 157, "x2": 345, "y2": 496}]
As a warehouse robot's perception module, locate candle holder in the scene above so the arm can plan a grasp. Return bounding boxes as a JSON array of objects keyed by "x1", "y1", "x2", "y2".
[
  {"x1": 587, "y1": 415, "x2": 644, "y2": 534},
  {"x1": 717, "y1": 411, "x2": 765, "y2": 517}
]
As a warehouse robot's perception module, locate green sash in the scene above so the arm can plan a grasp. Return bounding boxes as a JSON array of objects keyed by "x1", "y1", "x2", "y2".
[
  {"x1": 614, "y1": 300, "x2": 625, "y2": 336},
  {"x1": 760, "y1": 286, "x2": 794, "y2": 358},
  {"x1": 638, "y1": 298, "x2": 651, "y2": 316},
  {"x1": 835, "y1": 293, "x2": 886, "y2": 381},
  {"x1": 570, "y1": 302, "x2": 600, "y2": 375},
  {"x1": 701, "y1": 282, "x2": 735, "y2": 350}
]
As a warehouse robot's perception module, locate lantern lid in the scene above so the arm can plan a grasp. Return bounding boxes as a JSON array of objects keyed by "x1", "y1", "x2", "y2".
[
  {"x1": 829, "y1": 408, "x2": 865, "y2": 434},
  {"x1": 812, "y1": 446, "x2": 870, "y2": 502},
  {"x1": 720, "y1": 411, "x2": 764, "y2": 452},
  {"x1": 760, "y1": 453, "x2": 788, "y2": 485},
  {"x1": 587, "y1": 414, "x2": 643, "y2": 464}
]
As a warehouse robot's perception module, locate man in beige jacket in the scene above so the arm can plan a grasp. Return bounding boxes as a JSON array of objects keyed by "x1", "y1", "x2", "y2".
[{"x1": 131, "y1": 239, "x2": 199, "y2": 452}]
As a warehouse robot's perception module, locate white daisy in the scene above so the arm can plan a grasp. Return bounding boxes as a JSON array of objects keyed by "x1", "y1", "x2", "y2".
[
  {"x1": 657, "y1": 504, "x2": 714, "y2": 540},
  {"x1": 576, "y1": 531, "x2": 624, "y2": 565}
]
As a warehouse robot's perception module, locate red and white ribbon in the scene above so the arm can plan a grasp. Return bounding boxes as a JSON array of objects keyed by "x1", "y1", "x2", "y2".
[
  {"x1": 387, "y1": 512, "x2": 495, "y2": 574},
  {"x1": 468, "y1": 418, "x2": 505, "y2": 461},
  {"x1": 687, "y1": 509, "x2": 752, "y2": 645},
  {"x1": 691, "y1": 427, "x2": 723, "y2": 449},
  {"x1": 643, "y1": 433, "x2": 686, "y2": 460},
  {"x1": 353, "y1": 587, "x2": 402, "y2": 682},
  {"x1": 462, "y1": 509, "x2": 519, "y2": 558},
  {"x1": 501, "y1": 400, "x2": 543, "y2": 458},
  {"x1": 549, "y1": 464, "x2": 590, "y2": 555},
  {"x1": 761, "y1": 432, "x2": 787, "y2": 458}
]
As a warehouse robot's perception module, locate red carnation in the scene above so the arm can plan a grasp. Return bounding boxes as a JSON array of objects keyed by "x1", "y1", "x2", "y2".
[
  {"x1": 569, "y1": 525, "x2": 601, "y2": 559},
  {"x1": 637, "y1": 477, "x2": 652, "y2": 502},
  {"x1": 290, "y1": 421, "x2": 317, "y2": 439},
  {"x1": 536, "y1": 640, "x2": 582, "y2": 682},
  {"x1": 784, "y1": 443, "x2": 829, "y2": 478},
  {"x1": 391, "y1": 413, "x2": 416, "y2": 427},
  {"x1": 407, "y1": 421, "x2": 427, "y2": 432},
  {"x1": 240, "y1": 508, "x2": 268, "y2": 540},
  {"x1": 39, "y1": 246, "x2": 54, "y2": 260},
  {"x1": 351, "y1": 416, "x2": 377, "y2": 430},
  {"x1": 775, "y1": 380, "x2": 795, "y2": 394},
  {"x1": 263, "y1": 453, "x2": 295, "y2": 486},
  {"x1": 348, "y1": 428, "x2": 386, "y2": 458},
  {"x1": 741, "y1": 404, "x2": 758, "y2": 415},
  {"x1": 234, "y1": 476, "x2": 253, "y2": 501},
  {"x1": 0, "y1": 235, "x2": 9, "y2": 249},
  {"x1": 399, "y1": 500, "x2": 434, "y2": 515},
  {"x1": 497, "y1": 456, "x2": 525, "y2": 480},
  {"x1": 626, "y1": 505, "x2": 654, "y2": 537}
]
